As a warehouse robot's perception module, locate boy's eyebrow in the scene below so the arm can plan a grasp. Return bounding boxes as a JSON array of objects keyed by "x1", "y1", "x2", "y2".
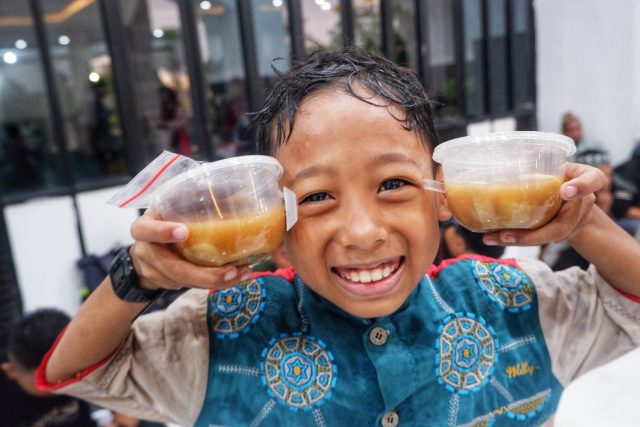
[
  {"x1": 289, "y1": 153, "x2": 422, "y2": 186},
  {"x1": 369, "y1": 152, "x2": 421, "y2": 169},
  {"x1": 289, "y1": 165, "x2": 337, "y2": 186}
]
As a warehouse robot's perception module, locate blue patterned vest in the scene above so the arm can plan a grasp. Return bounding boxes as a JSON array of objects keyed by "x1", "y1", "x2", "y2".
[{"x1": 194, "y1": 258, "x2": 563, "y2": 427}]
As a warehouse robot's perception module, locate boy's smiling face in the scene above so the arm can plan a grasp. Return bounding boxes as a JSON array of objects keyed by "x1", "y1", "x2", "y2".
[{"x1": 276, "y1": 89, "x2": 450, "y2": 318}]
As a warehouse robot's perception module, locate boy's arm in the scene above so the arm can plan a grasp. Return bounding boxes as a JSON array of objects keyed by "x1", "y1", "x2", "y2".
[
  {"x1": 44, "y1": 276, "x2": 152, "y2": 385},
  {"x1": 40, "y1": 288, "x2": 212, "y2": 425},
  {"x1": 45, "y1": 210, "x2": 253, "y2": 385},
  {"x1": 483, "y1": 163, "x2": 640, "y2": 297},
  {"x1": 565, "y1": 207, "x2": 640, "y2": 297}
]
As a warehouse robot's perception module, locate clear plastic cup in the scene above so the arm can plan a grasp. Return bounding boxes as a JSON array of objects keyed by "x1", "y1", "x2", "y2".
[
  {"x1": 432, "y1": 131, "x2": 576, "y2": 232},
  {"x1": 148, "y1": 155, "x2": 289, "y2": 267}
]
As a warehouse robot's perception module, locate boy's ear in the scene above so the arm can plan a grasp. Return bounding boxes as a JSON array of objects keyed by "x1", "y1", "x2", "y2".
[
  {"x1": 1, "y1": 361, "x2": 18, "y2": 380},
  {"x1": 435, "y1": 166, "x2": 451, "y2": 221}
]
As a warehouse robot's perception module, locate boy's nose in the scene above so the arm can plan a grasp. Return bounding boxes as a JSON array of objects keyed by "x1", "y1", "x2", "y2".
[{"x1": 336, "y1": 203, "x2": 389, "y2": 250}]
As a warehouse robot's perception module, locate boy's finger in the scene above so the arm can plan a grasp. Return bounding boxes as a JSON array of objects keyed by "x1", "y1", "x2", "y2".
[
  {"x1": 560, "y1": 163, "x2": 606, "y2": 200},
  {"x1": 132, "y1": 242, "x2": 250, "y2": 290},
  {"x1": 483, "y1": 194, "x2": 595, "y2": 247},
  {"x1": 131, "y1": 211, "x2": 189, "y2": 243}
]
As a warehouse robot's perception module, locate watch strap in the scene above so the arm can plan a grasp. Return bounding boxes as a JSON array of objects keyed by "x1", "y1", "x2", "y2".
[{"x1": 110, "y1": 246, "x2": 164, "y2": 303}]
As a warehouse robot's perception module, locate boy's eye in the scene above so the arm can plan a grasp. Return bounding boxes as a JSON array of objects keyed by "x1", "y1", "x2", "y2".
[
  {"x1": 301, "y1": 192, "x2": 332, "y2": 203},
  {"x1": 379, "y1": 179, "x2": 408, "y2": 192}
]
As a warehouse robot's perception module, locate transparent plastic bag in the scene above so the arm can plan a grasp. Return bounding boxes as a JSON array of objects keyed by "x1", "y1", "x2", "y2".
[{"x1": 106, "y1": 151, "x2": 200, "y2": 209}]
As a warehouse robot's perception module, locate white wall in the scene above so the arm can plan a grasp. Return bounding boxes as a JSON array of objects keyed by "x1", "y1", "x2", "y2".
[
  {"x1": 535, "y1": 0, "x2": 640, "y2": 166},
  {"x1": 5, "y1": 196, "x2": 84, "y2": 316},
  {"x1": 5, "y1": 187, "x2": 139, "y2": 316},
  {"x1": 76, "y1": 187, "x2": 138, "y2": 255}
]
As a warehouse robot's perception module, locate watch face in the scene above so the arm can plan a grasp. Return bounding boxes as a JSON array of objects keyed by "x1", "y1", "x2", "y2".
[{"x1": 111, "y1": 264, "x2": 124, "y2": 286}]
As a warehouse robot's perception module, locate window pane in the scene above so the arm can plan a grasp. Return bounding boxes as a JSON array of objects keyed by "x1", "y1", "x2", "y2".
[
  {"x1": 251, "y1": 0, "x2": 292, "y2": 85},
  {"x1": 462, "y1": 0, "x2": 486, "y2": 118},
  {"x1": 42, "y1": 0, "x2": 127, "y2": 183},
  {"x1": 301, "y1": 0, "x2": 342, "y2": 54},
  {"x1": 145, "y1": 0, "x2": 198, "y2": 157},
  {"x1": 426, "y1": 0, "x2": 458, "y2": 118},
  {"x1": 195, "y1": 0, "x2": 252, "y2": 158},
  {"x1": 0, "y1": 2, "x2": 64, "y2": 197},
  {"x1": 354, "y1": 0, "x2": 382, "y2": 55},
  {"x1": 511, "y1": 0, "x2": 534, "y2": 112},
  {"x1": 487, "y1": 0, "x2": 508, "y2": 116},
  {"x1": 391, "y1": 0, "x2": 418, "y2": 71}
]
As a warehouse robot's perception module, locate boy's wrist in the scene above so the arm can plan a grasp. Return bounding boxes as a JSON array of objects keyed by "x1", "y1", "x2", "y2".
[
  {"x1": 566, "y1": 204, "x2": 604, "y2": 247},
  {"x1": 109, "y1": 246, "x2": 165, "y2": 302}
]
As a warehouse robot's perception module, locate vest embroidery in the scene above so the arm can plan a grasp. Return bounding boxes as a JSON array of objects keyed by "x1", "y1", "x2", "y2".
[
  {"x1": 210, "y1": 278, "x2": 266, "y2": 339},
  {"x1": 436, "y1": 313, "x2": 498, "y2": 393},
  {"x1": 473, "y1": 261, "x2": 534, "y2": 312},
  {"x1": 261, "y1": 333, "x2": 337, "y2": 411}
]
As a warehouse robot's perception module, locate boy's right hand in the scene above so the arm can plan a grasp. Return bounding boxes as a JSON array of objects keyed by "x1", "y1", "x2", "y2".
[{"x1": 129, "y1": 210, "x2": 253, "y2": 291}]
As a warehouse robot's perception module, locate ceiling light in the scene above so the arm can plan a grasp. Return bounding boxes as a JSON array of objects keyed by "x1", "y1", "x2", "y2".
[
  {"x1": 153, "y1": 29, "x2": 164, "y2": 38},
  {"x1": 321, "y1": 2, "x2": 331, "y2": 10},
  {"x1": 15, "y1": 40, "x2": 27, "y2": 49},
  {"x1": 3, "y1": 52, "x2": 17, "y2": 64},
  {"x1": 58, "y1": 35, "x2": 70, "y2": 45},
  {"x1": 89, "y1": 72, "x2": 100, "y2": 82},
  {"x1": 315, "y1": 0, "x2": 324, "y2": 4},
  {"x1": 272, "y1": 0, "x2": 283, "y2": 6},
  {"x1": 200, "y1": 1, "x2": 212, "y2": 9}
]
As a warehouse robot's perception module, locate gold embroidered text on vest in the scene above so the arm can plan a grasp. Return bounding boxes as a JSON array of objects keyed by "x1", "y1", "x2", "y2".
[{"x1": 506, "y1": 361, "x2": 540, "y2": 378}]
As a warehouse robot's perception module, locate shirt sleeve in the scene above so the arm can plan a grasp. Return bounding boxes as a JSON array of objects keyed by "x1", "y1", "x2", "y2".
[
  {"x1": 518, "y1": 257, "x2": 640, "y2": 387},
  {"x1": 38, "y1": 289, "x2": 211, "y2": 427}
]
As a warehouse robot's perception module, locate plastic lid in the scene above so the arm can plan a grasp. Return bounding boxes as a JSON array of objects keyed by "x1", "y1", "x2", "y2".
[
  {"x1": 159, "y1": 155, "x2": 282, "y2": 188},
  {"x1": 149, "y1": 155, "x2": 283, "y2": 210},
  {"x1": 432, "y1": 131, "x2": 576, "y2": 163},
  {"x1": 194, "y1": 155, "x2": 283, "y2": 178}
]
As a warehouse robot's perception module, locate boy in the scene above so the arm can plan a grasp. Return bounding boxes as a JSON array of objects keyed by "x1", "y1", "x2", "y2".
[
  {"x1": 1, "y1": 309, "x2": 96, "y2": 427},
  {"x1": 434, "y1": 219, "x2": 505, "y2": 265},
  {"x1": 38, "y1": 48, "x2": 640, "y2": 427}
]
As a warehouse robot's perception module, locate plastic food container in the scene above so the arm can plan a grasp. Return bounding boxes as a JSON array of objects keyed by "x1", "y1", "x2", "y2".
[
  {"x1": 148, "y1": 155, "x2": 295, "y2": 267},
  {"x1": 431, "y1": 131, "x2": 576, "y2": 232}
]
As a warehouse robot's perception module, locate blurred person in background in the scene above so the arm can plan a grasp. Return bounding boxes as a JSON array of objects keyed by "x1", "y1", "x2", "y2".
[
  {"x1": 4, "y1": 123, "x2": 41, "y2": 189},
  {"x1": 0, "y1": 308, "x2": 97, "y2": 427},
  {"x1": 157, "y1": 86, "x2": 192, "y2": 157},
  {"x1": 434, "y1": 218, "x2": 506, "y2": 265},
  {"x1": 612, "y1": 142, "x2": 640, "y2": 225},
  {"x1": 1, "y1": 308, "x2": 165, "y2": 427},
  {"x1": 251, "y1": 244, "x2": 293, "y2": 273},
  {"x1": 89, "y1": 81, "x2": 118, "y2": 173},
  {"x1": 562, "y1": 112, "x2": 603, "y2": 162}
]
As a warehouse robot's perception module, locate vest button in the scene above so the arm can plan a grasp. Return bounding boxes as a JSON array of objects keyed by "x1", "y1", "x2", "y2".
[
  {"x1": 369, "y1": 327, "x2": 389, "y2": 346},
  {"x1": 381, "y1": 410, "x2": 399, "y2": 427}
]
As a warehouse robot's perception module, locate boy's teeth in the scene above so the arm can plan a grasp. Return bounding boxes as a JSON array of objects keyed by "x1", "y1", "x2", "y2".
[
  {"x1": 359, "y1": 271, "x2": 372, "y2": 283},
  {"x1": 336, "y1": 260, "x2": 400, "y2": 283}
]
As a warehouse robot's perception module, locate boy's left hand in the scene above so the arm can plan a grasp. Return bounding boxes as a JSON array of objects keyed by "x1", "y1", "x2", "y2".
[{"x1": 483, "y1": 163, "x2": 606, "y2": 247}]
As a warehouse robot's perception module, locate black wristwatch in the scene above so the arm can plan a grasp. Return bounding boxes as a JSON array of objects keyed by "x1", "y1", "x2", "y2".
[{"x1": 110, "y1": 246, "x2": 164, "y2": 303}]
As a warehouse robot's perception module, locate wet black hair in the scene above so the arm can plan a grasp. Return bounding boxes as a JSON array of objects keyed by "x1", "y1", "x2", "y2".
[
  {"x1": 253, "y1": 46, "x2": 439, "y2": 156},
  {"x1": 7, "y1": 309, "x2": 70, "y2": 370}
]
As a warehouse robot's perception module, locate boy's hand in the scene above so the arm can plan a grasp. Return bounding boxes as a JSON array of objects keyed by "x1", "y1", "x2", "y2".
[
  {"x1": 129, "y1": 210, "x2": 253, "y2": 291},
  {"x1": 483, "y1": 163, "x2": 606, "y2": 247}
]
